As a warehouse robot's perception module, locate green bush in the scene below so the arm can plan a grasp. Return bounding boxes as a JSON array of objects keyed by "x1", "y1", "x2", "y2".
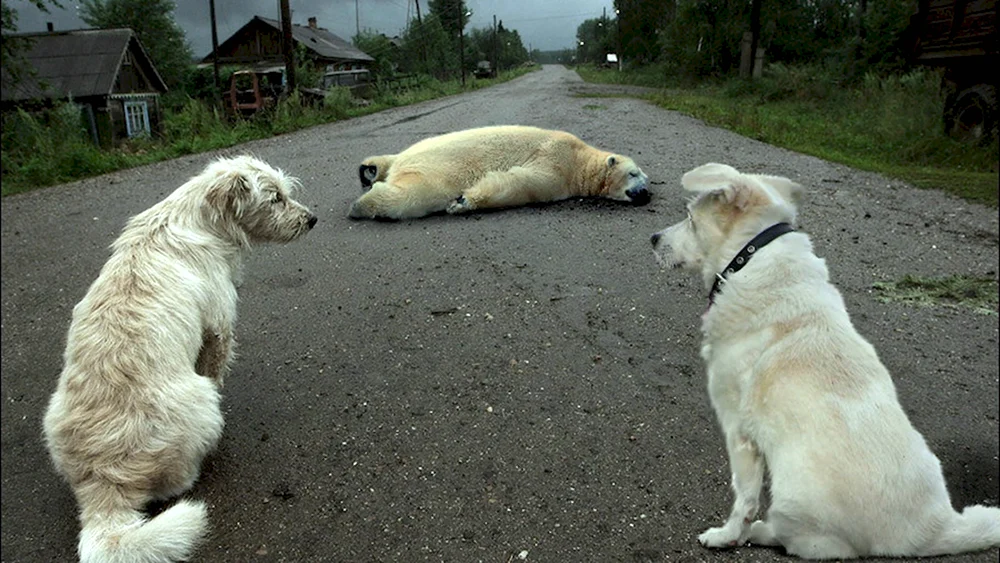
[
  {"x1": 1, "y1": 102, "x2": 111, "y2": 194},
  {"x1": 724, "y1": 63, "x2": 842, "y2": 102},
  {"x1": 323, "y1": 87, "x2": 354, "y2": 119}
]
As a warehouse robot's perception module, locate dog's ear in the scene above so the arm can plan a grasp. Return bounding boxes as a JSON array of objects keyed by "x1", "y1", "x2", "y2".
[
  {"x1": 700, "y1": 180, "x2": 762, "y2": 213},
  {"x1": 753, "y1": 174, "x2": 805, "y2": 207},
  {"x1": 206, "y1": 170, "x2": 254, "y2": 218},
  {"x1": 681, "y1": 163, "x2": 741, "y2": 192}
]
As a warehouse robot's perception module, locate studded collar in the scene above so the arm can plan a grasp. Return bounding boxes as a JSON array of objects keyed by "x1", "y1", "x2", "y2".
[{"x1": 708, "y1": 222, "x2": 795, "y2": 306}]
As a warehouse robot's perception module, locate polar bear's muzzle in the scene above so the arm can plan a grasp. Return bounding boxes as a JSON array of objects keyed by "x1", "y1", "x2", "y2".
[{"x1": 626, "y1": 182, "x2": 651, "y2": 205}]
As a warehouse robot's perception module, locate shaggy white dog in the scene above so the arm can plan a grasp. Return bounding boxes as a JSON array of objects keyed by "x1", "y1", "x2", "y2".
[
  {"x1": 43, "y1": 155, "x2": 317, "y2": 563},
  {"x1": 650, "y1": 163, "x2": 1000, "y2": 559}
]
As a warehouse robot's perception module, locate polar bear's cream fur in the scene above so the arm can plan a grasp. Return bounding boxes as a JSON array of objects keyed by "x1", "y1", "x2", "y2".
[{"x1": 349, "y1": 125, "x2": 651, "y2": 220}]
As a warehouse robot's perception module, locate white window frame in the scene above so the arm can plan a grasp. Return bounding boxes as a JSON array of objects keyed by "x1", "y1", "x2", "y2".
[{"x1": 123, "y1": 100, "x2": 150, "y2": 138}]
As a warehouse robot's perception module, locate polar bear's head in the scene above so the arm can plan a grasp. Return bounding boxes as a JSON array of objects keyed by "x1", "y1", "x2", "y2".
[{"x1": 603, "y1": 155, "x2": 651, "y2": 205}]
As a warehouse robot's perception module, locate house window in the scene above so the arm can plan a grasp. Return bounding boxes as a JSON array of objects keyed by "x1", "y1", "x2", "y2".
[
  {"x1": 123, "y1": 50, "x2": 133, "y2": 65},
  {"x1": 123, "y1": 100, "x2": 150, "y2": 137}
]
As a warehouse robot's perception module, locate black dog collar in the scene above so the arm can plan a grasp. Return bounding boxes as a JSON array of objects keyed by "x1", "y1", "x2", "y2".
[{"x1": 708, "y1": 222, "x2": 795, "y2": 306}]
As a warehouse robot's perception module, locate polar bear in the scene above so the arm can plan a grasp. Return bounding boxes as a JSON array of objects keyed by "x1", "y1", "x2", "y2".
[{"x1": 348, "y1": 125, "x2": 651, "y2": 220}]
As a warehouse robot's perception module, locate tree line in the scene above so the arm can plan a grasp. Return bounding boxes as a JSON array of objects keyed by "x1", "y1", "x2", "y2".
[
  {"x1": 353, "y1": 0, "x2": 531, "y2": 82},
  {"x1": 575, "y1": 0, "x2": 918, "y2": 82}
]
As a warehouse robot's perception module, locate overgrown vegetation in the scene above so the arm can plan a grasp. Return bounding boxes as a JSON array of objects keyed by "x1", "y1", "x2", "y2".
[
  {"x1": 872, "y1": 275, "x2": 999, "y2": 315},
  {"x1": 576, "y1": 64, "x2": 999, "y2": 207},
  {"x1": 0, "y1": 67, "x2": 537, "y2": 196},
  {"x1": 1, "y1": 0, "x2": 543, "y2": 195},
  {"x1": 563, "y1": 1, "x2": 999, "y2": 205}
]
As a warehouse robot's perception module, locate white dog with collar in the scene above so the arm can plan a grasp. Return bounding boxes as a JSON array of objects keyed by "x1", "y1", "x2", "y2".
[{"x1": 650, "y1": 162, "x2": 1000, "y2": 559}]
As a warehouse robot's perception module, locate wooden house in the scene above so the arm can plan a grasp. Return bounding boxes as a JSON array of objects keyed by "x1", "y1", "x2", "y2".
[
  {"x1": 1, "y1": 28, "x2": 168, "y2": 147},
  {"x1": 202, "y1": 16, "x2": 375, "y2": 87}
]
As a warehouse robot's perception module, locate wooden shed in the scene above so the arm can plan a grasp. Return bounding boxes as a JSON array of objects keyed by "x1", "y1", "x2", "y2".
[{"x1": 1, "y1": 28, "x2": 168, "y2": 147}]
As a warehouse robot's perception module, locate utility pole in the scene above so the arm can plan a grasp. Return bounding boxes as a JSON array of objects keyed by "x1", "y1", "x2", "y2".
[
  {"x1": 280, "y1": 0, "x2": 296, "y2": 93},
  {"x1": 457, "y1": 3, "x2": 465, "y2": 85},
  {"x1": 355, "y1": 0, "x2": 360, "y2": 37},
  {"x1": 209, "y1": 0, "x2": 221, "y2": 101},
  {"x1": 615, "y1": 7, "x2": 622, "y2": 71},
  {"x1": 602, "y1": 6, "x2": 607, "y2": 66},
  {"x1": 492, "y1": 14, "x2": 498, "y2": 76},
  {"x1": 747, "y1": 0, "x2": 762, "y2": 79},
  {"x1": 414, "y1": 0, "x2": 427, "y2": 70}
]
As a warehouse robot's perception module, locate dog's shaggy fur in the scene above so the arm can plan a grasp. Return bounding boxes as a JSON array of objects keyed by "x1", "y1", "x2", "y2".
[
  {"x1": 650, "y1": 163, "x2": 1000, "y2": 559},
  {"x1": 349, "y1": 125, "x2": 651, "y2": 220},
  {"x1": 43, "y1": 155, "x2": 317, "y2": 563}
]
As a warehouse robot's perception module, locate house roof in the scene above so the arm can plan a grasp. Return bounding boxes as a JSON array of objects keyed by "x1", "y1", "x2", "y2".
[
  {"x1": 202, "y1": 16, "x2": 374, "y2": 64},
  {"x1": 1, "y1": 28, "x2": 167, "y2": 103}
]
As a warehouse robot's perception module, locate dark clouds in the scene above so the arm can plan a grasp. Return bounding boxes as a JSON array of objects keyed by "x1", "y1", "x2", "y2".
[{"x1": 8, "y1": 0, "x2": 615, "y2": 57}]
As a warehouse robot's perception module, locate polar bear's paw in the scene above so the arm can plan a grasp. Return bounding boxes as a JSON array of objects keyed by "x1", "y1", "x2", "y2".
[{"x1": 446, "y1": 195, "x2": 472, "y2": 214}]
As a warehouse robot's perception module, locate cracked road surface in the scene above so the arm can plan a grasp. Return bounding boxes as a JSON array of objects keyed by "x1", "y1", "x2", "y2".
[{"x1": 2, "y1": 65, "x2": 997, "y2": 562}]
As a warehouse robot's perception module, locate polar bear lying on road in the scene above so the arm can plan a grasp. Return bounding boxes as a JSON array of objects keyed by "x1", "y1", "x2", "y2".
[{"x1": 349, "y1": 125, "x2": 651, "y2": 220}]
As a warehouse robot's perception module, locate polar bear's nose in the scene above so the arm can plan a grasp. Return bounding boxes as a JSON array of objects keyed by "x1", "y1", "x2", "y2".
[{"x1": 627, "y1": 186, "x2": 651, "y2": 205}]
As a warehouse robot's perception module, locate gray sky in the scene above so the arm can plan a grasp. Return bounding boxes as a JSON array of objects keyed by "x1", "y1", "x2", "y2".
[{"x1": 9, "y1": 0, "x2": 616, "y2": 57}]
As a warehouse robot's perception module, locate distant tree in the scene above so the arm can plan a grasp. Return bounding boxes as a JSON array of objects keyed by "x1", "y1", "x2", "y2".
[
  {"x1": 495, "y1": 24, "x2": 528, "y2": 70},
  {"x1": 762, "y1": 1, "x2": 855, "y2": 65},
  {"x1": 614, "y1": 0, "x2": 671, "y2": 65},
  {"x1": 427, "y1": 0, "x2": 470, "y2": 43},
  {"x1": 660, "y1": 0, "x2": 747, "y2": 77},
  {"x1": 1, "y1": 0, "x2": 62, "y2": 88},
  {"x1": 468, "y1": 20, "x2": 528, "y2": 71},
  {"x1": 575, "y1": 17, "x2": 615, "y2": 65},
  {"x1": 468, "y1": 27, "x2": 493, "y2": 66},
  {"x1": 79, "y1": 0, "x2": 192, "y2": 88},
  {"x1": 533, "y1": 49, "x2": 573, "y2": 65},
  {"x1": 353, "y1": 30, "x2": 399, "y2": 79},
  {"x1": 855, "y1": 0, "x2": 914, "y2": 75},
  {"x1": 400, "y1": 13, "x2": 457, "y2": 79}
]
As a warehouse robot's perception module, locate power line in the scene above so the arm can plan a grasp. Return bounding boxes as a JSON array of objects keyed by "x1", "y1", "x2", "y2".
[{"x1": 498, "y1": 10, "x2": 606, "y2": 24}]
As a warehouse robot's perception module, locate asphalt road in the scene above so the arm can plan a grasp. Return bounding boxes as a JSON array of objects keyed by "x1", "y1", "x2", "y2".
[{"x1": 2, "y1": 65, "x2": 998, "y2": 563}]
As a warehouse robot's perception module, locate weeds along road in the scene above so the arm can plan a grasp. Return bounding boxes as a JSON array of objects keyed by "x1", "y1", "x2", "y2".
[{"x1": 2, "y1": 65, "x2": 998, "y2": 562}]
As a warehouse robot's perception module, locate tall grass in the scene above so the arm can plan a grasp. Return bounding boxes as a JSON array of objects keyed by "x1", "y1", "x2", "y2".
[
  {"x1": 575, "y1": 62, "x2": 684, "y2": 88},
  {"x1": 577, "y1": 63, "x2": 997, "y2": 206},
  {"x1": 1, "y1": 65, "x2": 539, "y2": 196},
  {"x1": 1, "y1": 104, "x2": 120, "y2": 190}
]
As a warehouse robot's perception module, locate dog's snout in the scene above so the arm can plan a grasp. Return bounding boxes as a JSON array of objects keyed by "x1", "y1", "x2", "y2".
[
  {"x1": 307, "y1": 215, "x2": 318, "y2": 229},
  {"x1": 650, "y1": 232, "x2": 661, "y2": 247}
]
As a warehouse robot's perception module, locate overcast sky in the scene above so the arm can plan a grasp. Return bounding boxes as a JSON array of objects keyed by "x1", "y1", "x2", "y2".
[{"x1": 9, "y1": 0, "x2": 617, "y2": 57}]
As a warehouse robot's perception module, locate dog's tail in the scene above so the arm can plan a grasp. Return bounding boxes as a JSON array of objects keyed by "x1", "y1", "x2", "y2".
[
  {"x1": 921, "y1": 505, "x2": 1000, "y2": 556},
  {"x1": 77, "y1": 489, "x2": 208, "y2": 563}
]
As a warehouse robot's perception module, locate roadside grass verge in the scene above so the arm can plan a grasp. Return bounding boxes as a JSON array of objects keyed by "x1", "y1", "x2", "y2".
[
  {"x1": 576, "y1": 64, "x2": 999, "y2": 207},
  {"x1": 872, "y1": 274, "x2": 999, "y2": 315},
  {"x1": 576, "y1": 63, "x2": 683, "y2": 88},
  {"x1": 1, "y1": 66, "x2": 539, "y2": 196}
]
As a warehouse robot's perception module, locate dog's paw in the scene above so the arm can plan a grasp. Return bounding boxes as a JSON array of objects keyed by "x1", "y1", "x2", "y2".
[
  {"x1": 747, "y1": 519, "x2": 778, "y2": 546},
  {"x1": 446, "y1": 195, "x2": 471, "y2": 215},
  {"x1": 698, "y1": 526, "x2": 743, "y2": 549}
]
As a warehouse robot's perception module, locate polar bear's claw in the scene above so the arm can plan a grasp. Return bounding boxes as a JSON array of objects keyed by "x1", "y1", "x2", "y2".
[{"x1": 446, "y1": 195, "x2": 471, "y2": 214}]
